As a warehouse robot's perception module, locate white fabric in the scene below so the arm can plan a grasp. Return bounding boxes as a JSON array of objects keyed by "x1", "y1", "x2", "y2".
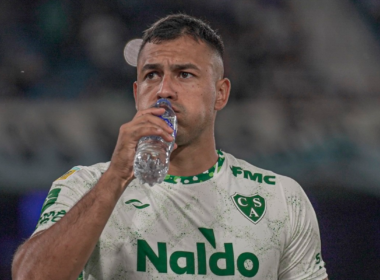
[{"x1": 33, "y1": 151, "x2": 328, "y2": 280}]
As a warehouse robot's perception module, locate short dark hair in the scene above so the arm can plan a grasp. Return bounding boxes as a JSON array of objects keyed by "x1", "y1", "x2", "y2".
[{"x1": 139, "y1": 14, "x2": 224, "y2": 59}]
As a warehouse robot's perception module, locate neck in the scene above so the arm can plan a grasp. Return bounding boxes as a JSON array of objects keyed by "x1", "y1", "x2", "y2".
[{"x1": 168, "y1": 138, "x2": 218, "y2": 177}]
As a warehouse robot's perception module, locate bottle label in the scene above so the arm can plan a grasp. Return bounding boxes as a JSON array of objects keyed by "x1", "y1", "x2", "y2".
[{"x1": 159, "y1": 116, "x2": 174, "y2": 130}]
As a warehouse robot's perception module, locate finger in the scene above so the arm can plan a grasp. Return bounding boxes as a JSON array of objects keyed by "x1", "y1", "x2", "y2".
[
  {"x1": 135, "y1": 107, "x2": 166, "y2": 118},
  {"x1": 132, "y1": 126, "x2": 174, "y2": 143},
  {"x1": 135, "y1": 113, "x2": 174, "y2": 134}
]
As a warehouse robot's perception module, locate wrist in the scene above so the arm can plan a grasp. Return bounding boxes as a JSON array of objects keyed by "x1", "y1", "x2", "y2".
[{"x1": 101, "y1": 167, "x2": 134, "y2": 195}]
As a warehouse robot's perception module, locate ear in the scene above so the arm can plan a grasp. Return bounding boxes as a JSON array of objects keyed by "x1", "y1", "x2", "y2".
[
  {"x1": 133, "y1": 81, "x2": 138, "y2": 110},
  {"x1": 214, "y1": 78, "x2": 231, "y2": 111}
]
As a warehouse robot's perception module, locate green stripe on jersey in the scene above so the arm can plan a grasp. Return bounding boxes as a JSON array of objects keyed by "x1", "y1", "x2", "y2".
[{"x1": 40, "y1": 188, "x2": 61, "y2": 213}]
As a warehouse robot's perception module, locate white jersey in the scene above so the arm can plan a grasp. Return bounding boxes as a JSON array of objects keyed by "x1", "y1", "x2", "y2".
[{"x1": 33, "y1": 151, "x2": 328, "y2": 280}]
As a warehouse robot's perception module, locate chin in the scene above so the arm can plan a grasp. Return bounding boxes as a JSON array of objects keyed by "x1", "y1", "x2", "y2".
[
  {"x1": 174, "y1": 134, "x2": 189, "y2": 147},
  {"x1": 174, "y1": 137, "x2": 185, "y2": 147}
]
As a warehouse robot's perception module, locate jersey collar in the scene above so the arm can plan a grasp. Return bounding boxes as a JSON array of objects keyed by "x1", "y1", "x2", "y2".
[{"x1": 164, "y1": 150, "x2": 225, "y2": 185}]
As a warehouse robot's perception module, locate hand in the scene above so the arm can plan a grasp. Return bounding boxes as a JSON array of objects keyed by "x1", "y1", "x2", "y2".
[{"x1": 107, "y1": 107, "x2": 176, "y2": 187}]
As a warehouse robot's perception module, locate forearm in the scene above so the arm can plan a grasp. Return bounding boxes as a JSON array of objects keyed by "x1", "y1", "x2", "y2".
[
  {"x1": 12, "y1": 107, "x2": 173, "y2": 280},
  {"x1": 12, "y1": 170, "x2": 131, "y2": 280}
]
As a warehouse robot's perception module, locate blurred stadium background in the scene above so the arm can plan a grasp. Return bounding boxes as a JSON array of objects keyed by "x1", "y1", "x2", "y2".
[{"x1": 1, "y1": 0, "x2": 380, "y2": 279}]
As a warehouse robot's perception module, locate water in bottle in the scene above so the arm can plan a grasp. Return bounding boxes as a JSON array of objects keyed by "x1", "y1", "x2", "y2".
[{"x1": 133, "y1": 98, "x2": 177, "y2": 186}]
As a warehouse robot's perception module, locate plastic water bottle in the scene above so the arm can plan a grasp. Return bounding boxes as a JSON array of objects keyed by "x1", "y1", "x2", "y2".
[{"x1": 133, "y1": 98, "x2": 177, "y2": 186}]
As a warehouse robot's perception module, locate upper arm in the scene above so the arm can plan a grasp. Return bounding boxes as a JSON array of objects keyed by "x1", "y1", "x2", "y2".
[
  {"x1": 32, "y1": 166, "x2": 99, "y2": 236},
  {"x1": 13, "y1": 165, "x2": 102, "y2": 279},
  {"x1": 278, "y1": 177, "x2": 328, "y2": 280}
]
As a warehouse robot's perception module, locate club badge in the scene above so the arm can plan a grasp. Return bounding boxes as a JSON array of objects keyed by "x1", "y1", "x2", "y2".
[{"x1": 231, "y1": 193, "x2": 266, "y2": 224}]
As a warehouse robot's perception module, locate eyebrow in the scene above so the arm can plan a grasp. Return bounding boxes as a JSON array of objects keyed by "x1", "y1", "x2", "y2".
[
  {"x1": 141, "y1": 63, "x2": 200, "y2": 72},
  {"x1": 141, "y1": 63, "x2": 161, "y2": 72},
  {"x1": 171, "y1": 63, "x2": 200, "y2": 72}
]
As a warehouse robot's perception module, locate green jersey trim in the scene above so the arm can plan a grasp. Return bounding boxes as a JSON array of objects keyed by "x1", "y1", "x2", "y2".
[{"x1": 164, "y1": 150, "x2": 225, "y2": 185}]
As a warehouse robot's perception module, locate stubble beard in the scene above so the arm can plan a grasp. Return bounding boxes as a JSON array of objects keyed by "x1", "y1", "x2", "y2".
[{"x1": 175, "y1": 116, "x2": 214, "y2": 148}]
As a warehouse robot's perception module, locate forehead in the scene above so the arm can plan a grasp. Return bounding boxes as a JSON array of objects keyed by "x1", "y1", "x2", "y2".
[{"x1": 137, "y1": 35, "x2": 216, "y2": 69}]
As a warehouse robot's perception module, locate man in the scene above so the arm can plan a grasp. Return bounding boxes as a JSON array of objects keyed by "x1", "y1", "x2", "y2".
[{"x1": 12, "y1": 14, "x2": 328, "y2": 279}]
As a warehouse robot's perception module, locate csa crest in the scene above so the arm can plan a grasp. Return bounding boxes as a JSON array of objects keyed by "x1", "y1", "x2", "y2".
[{"x1": 231, "y1": 193, "x2": 266, "y2": 224}]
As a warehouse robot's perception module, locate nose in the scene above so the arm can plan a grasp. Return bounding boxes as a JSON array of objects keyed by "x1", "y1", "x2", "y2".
[{"x1": 156, "y1": 75, "x2": 177, "y2": 100}]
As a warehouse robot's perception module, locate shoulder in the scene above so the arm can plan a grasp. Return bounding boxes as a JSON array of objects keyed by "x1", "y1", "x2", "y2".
[
  {"x1": 223, "y1": 151, "x2": 301, "y2": 191},
  {"x1": 53, "y1": 162, "x2": 110, "y2": 190},
  {"x1": 222, "y1": 151, "x2": 311, "y2": 216}
]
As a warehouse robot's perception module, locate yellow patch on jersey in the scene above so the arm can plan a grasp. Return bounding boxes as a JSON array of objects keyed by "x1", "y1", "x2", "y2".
[{"x1": 55, "y1": 167, "x2": 80, "y2": 181}]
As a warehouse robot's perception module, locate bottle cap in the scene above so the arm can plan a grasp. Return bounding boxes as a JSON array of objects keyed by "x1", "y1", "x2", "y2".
[{"x1": 155, "y1": 98, "x2": 172, "y2": 108}]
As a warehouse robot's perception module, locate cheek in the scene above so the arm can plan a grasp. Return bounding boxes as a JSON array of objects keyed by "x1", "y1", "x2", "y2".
[
  {"x1": 202, "y1": 86, "x2": 217, "y2": 110},
  {"x1": 138, "y1": 83, "x2": 154, "y2": 96},
  {"x1": 136, "y1": 85, "x2": 156, "y2": 109}
]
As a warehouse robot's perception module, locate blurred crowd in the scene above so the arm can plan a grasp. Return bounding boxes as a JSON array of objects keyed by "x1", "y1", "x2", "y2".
[
  {"x1": 355, "y1": 0, "x2": 380, "y2": 28},
  {"x1": 0, "y1": 0, "x2": 310, "y2": 100},
  {"x1": 2, "y1": 0, "x2": 380, "y2": 190},
  {"x1": 2, "y1": 0, "x2": 380, "y2": 183}
]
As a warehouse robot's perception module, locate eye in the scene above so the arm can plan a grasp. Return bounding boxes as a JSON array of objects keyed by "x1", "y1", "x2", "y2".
[
  {"x1": 145, "y1": 71, "x2": 158, "y2": 80},
  {"x1": 179, "y1": 72, "x2": 193, "y2": 79}
]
